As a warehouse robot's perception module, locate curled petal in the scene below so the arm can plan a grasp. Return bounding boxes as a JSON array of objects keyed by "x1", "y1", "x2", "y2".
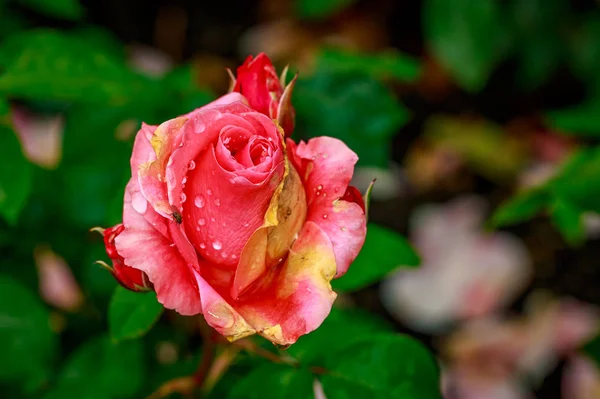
[
  {"x1": 288, "y1": 137, "x2": 366, "y2": 277},
  {"x1": 232, "y1": 158, "x2": 307, "y2": 299},
  {"x1": 234, "y1": 221, "x2": 337, "y2": 345},
  {"x1": 115, "y1": 179, "x2": 201, "y2": 315}
]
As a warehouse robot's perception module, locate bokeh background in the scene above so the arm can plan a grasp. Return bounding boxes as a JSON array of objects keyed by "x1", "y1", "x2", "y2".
[{"x1": 2, "y1": 0, "x2": 600, "y2": 398}]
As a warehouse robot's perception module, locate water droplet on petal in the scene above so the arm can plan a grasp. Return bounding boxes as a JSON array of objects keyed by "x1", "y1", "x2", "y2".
[
  {"x1": 169, "y1": 243, "x2": 175, "y2": 247},
  {"x1": 221, "y1": 252, "x2": 228, "y2": 258},
  {"x1": 231, "y1": 254, "x2": 238, "y2": 260},
  {"x1": 198, "y1": 218, "x2": 206, "y2": 226},
  {"x1": 188, "y1": 160, "x2": 196, "y2": 170},
  {"x1": 317, "y1": 185, "x2": 323, "y2": 190},
  {"x1": 196, "y1": 122, "x2": 206, "y2": 133},
  {"x1": 323, "y1": 214, "x2": 328, "y2": 219},
  {"x1": 211, "y1": 217, "x2": 216, "y2": 222},
  {"x1": 180, "y1": 193, "x2": 187, "y2": 203},
  {"x1": 205, "y1": 303, "x2": 234, "y2": 329},
  {"x1": 182, "y1": 177, "x2": 187, "y2": 185},
  {"x1": 207, "y1": 189, "x2": 213, "y2": 196},
  {"x1": 212, "y1": 240, "x2": 222, "y2": 250},
  {"x1": 199, "y1": 243, "x2": 206, "y2": 249},
  {"x1": 243, "y1": 222, "x2": 249, "y2": 227},
  {"x1": 196, "y1": 226, "x2": 200, "y2": 231},
  {"x1": 214, "y1": 199, "x2": 221, "y2": 207},
  {"x1": 131, "y1": 193, "x2": 147, "y2": 214},
  {"x1": 194, "y1": 196, "x2": 205, "y2": 208}
]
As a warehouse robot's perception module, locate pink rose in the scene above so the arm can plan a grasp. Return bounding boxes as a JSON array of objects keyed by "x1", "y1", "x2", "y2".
[
  {"x1": 230, "y1": 53, "x2": 296, "y2": 137},
  {"x1": 98, "y1": 87, "x2": 366, "y2": 345}
]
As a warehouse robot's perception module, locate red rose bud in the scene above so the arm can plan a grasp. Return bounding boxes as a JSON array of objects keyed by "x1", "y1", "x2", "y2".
[
  {"x1": 231, "y1": 53, "x2": 296, "y2": 137},
  {"x1": 94, "y1": 224, "x2": 153, "y2": 292}
]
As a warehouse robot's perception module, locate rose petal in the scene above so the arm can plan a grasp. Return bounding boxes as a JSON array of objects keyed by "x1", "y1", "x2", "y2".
[
  {"x1": 234, "y1": 221, "x2": 337, "y2": 345},
  {"x1": 288, "y1": 137, "x2": 366, "y2": 277},
  {"x1": 115, "y1": 179, "x2": 201, "y2": 315},
  {"x1": 232, "y1": 158, "x2": 307, "y2": 299}
]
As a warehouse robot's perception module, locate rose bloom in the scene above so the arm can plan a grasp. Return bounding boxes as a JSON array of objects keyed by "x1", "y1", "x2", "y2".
[{"x1": 96, "y1": 55, "x2": 367, "y2": 345}]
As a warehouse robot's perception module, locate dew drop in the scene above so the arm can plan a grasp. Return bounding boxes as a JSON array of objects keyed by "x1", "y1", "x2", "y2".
[
  {"x1": 231, "y1": 254, "x2": 238, "y2": 260},
  {"x1": 214, "y1": 199, "x2": 221, "y2": 207},
  {"x1": 317, "y1": 185, "x2": 323, "y2": 190},
  {"x1": 322, "y1": 214, "x2": 328, "y2": 219},
  {"x1": 182, "y1": 177, "x2": 187, "y2": 185},
  {"x1": 188, "y1": 160, "x2": 196, "y2": 170},
  {"x1": 169, "y1": 243, "x2": 175, "y2": 247},
  {"x1": 131, "y1": 193, "x2": 147, "y2": 214},
  {"x1": 212, "y1": 240, "x2": 222, "y2": 250},
  {"x1": 180, "y1": 193, "x2": 187, "y2": 203},
  {"x1": 198, "y1": 218, "x2": 206, "y2": 226},
  {"x1": 194, "y1": 196, "x2": 205, "y2": 208},
  {"x1": 196, "y1": 226, "x2": 200, "y2": 231},
  {"x1": 211, "y1": 217, "x2": 216, "y2": 222},
  {"x1": 200, "y1": 243, "x2": 206, "y2": 249},
  {"x1": 205, "y1": 303, "x2": 234, "y2": 329},
  {"x1": 243, "y1": 222, "x2": 249, "y2": 227},
  {"x1": 221, "y1": 252, "x2": 228, "y2": 258},
  {"x1": 207, "y1": 189, "x2": 213, "y2": 196},
  {"x1": 196, "y1": 122, "x2": 206, "y2": 133}
]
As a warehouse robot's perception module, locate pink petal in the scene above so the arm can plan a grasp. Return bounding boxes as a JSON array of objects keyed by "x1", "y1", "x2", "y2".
[
  {"x1": 115, "y1": 179, "x2": 201, "y2": 315},
  {"x1": 288, "y1": 137, "x2": 366, "y2": 277},
  {"x1": 232, "y1": 221, "x2": 338, "y2": 345},
  {"x1": 12, "y1": 106, "x2": 63, "y2": 169}
]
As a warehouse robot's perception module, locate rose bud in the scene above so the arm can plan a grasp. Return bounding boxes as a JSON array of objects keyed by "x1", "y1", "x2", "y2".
[
  {"x1": 94, "y1": 224, "x2": 153, "y2": 292},
  {"x1": 104, "y1": 87, "x2": 366, "y2": 345},
  {"x1": 230, "y1": 53, "x2": 296, "y2": 137}
]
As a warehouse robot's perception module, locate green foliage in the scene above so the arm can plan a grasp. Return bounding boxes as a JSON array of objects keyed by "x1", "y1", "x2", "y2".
[
  {"x1": 16, "y1": 0, "x2": 84, "y2": 20},
  {"x1": 294, "y1": 70, "x2": 409, "y2": 167},
  {"x1": 295, "y1": 0, "x2": 358, "y2": 20},
  {"x1": 316, "y1": 48, "x2": 421, "y2": 83},
  {"x1": 490, "y1": 187, "x2": 549, "y2": 227},
  {"x1": 228, "y1": 363, "x2": 314, "y2": 399},
  {"x1": 320, "y1": 334, "x2": 442, "y2": 399},
  {"x1": 424, "y1": 0, "x2": 509, "y2": 93},
  {"x1": 549, "y1": 198, "x2": 585, "y2": 246},
  {"x1": 333, "y1": 223, "x2": 420, "y2": 292},
  {"x1": 0, "y1": 276, "x2": 57, "y2": 383},
  {"x1": 109, "y1": 287, "x2": 164, "y2": 342},
  {"x1": 0, "y1": 125, "x2": 34, "y2": 224},
  {"x1": 43, "y1": 335, "x2": 145, "y2": 399}
]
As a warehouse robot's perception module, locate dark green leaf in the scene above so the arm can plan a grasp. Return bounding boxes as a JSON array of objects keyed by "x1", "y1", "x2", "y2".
[
  {"x1": 0, "y1": 275, "x2": 57, "y2": 383},
  {"x1": 317, "y1": 48, "x2": 421, "y2": 83},
  {"x1": 583, "y1": 333, "x2": 600, "y2": 368},
  {"x1": 288, "y1": 307, "x2": 394, "y2": 364},
  {"x1": 228, "y1": 363, "x2": 313, "y2": 399},
  {"x1": 551, "y1": 146, "x2": 600, "y2": 213},
  {"x1": 424, "y1": 0, "x2": 508, "y2": 92},
  {"x1": 549, "y1": 198, "x2": 585, "y2": 246},
  {"x1": 0, "y1": 126, "x2": 34, "y2": 224},
  {"x1": 489, "y1": 187, "x2": 549, "y2": 227},
  {"x1": 0, "y1": 29, "x2": 158, "y2": 106},
  {"x1": 109, "y1": 287, "x2": 164, "y2": 342},
  {"x1": 295, "y1": 71, "x2": 408, "y2": 167},
  {"x1": 333, "y1": 223, "x2": 419, "y2": 292},
  {"x1": 545, "y1": 96, "x2": 600, "y2": 136},
  {"x1": 567, "y1": 13, "x2": 600, "y2": 84},
  {"x1": 295, "y1": 0, "x2": 358, "y2": 20},
  {"x1": 49, "y1": 334, "x2": 144, "y2": 399},
  {"x1": 17, "y1": 0, "x2": 84, "y2": 20},
  {"x1": 320, "y1": 334, "x2": 442, "y2": 399}
]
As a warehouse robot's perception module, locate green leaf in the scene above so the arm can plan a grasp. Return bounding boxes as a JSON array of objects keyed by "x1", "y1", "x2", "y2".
[
  {"x1": 317, "y1": 48, "x2": 421, "y2": 83},
  {"x1": 510, "y1": 0, "x2": 567, "y2": 90},
  {"x1": 549, "y1": 198, "x2": 585, "y2": 246},
  {"x1": 0, "y1": 126, "x2": 34, "y2": 224},
  {"x1": 295, "y1": 0, "x2": 358, "y2": 20},
  {"x1": 0, "y1": 275, "x2": 57, "y2": 383},
  {"x1": 228, "y1": 363, "x2": 313, "y2": 399},
  {"x1": 295, "y1": 70, "x2": 408, "y2": 167},
  {"x1": 489, "y1": 187, "x2": 549, "y2": 227},
  {"x1": 0, "y1": 29, "x2": 158, "y2": 106},
  {"x1": 48, "y1": 334, "x2": 144, "y2": 399},
  {"x1": 288, "y1": 307, "x2": 394, "y2": 364},
  {"x1": 545, "y1": 96, "x2": 600, "y2": 136},
  {"x1": 424, "y1": 0, "x2": 508, "y2": 92},
  {"x1": 551, "y1": 146, "x2": 600, "y2": 213},
  {"x1": 16, "y1": 0, "x2": 84, "y2": 20},
  {"x1": 333, "y1": 223, "x2": 419, "y2": 292},
  {"x1": 320, "y1": 334, "x2": 442, "y2": 399},
  {"x1": 109, "y1": 287, "x2": 164, "y2": 342},
  {"x1": 583, "y1": 333, "x2": 600, "y2": 368}
]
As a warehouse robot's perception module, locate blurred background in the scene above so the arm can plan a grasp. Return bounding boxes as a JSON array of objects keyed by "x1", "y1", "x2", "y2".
[{"x1": 2, "y1": 0, "x2": 600, "y2": 398}]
